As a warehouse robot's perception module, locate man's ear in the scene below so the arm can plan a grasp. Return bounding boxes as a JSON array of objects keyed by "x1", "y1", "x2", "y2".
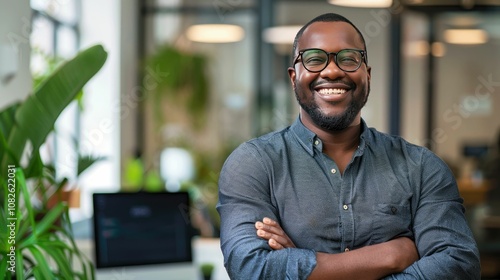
[
  {"x1": 366, "y1": 65, "x2": 371, "y2": 83},
  {"x1": 287, "y1": 66, "x2": 296, "y2": 89},
  {"x1": 365, "y1": 65, "x2": 372, "y2": 103}
]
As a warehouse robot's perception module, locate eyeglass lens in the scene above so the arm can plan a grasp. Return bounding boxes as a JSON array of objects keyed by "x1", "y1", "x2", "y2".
[{"x1": 301, "y1": 49, "x2": 362, "y2": 72}]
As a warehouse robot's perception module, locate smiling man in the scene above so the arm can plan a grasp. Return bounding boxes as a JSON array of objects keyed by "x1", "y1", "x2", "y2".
[{"x1": 217, "y1": 13, "x2": 480, "y2": 280}]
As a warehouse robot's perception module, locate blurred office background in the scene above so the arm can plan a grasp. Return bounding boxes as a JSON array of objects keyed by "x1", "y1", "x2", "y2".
[{"x1": 1, "y1": 0, "x2": 500, "y2": 278}]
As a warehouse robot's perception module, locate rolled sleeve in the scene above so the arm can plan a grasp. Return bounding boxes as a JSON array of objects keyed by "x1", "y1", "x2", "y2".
[
  {"x1": 385, "y1": 149, "x2": 481, "y2": 279},
  {"x1": 217, "y1": 142, "x2": 317, "y2": 280}
]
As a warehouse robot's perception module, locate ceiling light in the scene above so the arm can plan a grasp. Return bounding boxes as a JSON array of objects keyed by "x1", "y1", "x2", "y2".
[
  {"x1": 186, "y1": 24, "x2": 244, "y2": 43},
  {"x1": 404, "y1": 41, "x2": 447, "y2": 57},
  {"x1": 444, "y1": 29, "x2": 488, "y2": 45},
  {"x1": 431, "y1": 42, "x2": 446, "y2": 57},
  {"x1": 263, "y1": 25, "x2": 302, "y2": 45},
  {"x1": 328, "y1": 0, "x2": 392, "y2": 8},
  {"x1": 446, "y1": 15, "x2": 481, "y2": 28},
  {"x1": 404, "y1": 40, "x2": 429, "y2": 57}
]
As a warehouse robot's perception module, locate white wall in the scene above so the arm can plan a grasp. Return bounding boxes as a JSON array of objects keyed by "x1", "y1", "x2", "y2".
[
  {"x1": 76, "y1": 0, "x2": 143, "y2": 218},
  {"x1": 76, "y1": 0, "x2": 122, "y2": 218},
  {"x1": 0, "y1": 0, "x2": 32, "y2": 109}
]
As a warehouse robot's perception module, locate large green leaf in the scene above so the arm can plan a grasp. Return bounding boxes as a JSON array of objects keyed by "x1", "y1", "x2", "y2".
[
  {"x1": 0, "y1": 103, "x2": 20, "y2": 165},
  {"x1": 28, "y1": 246, "x2": 54, "y2": 279},
  {"x1": 32, "y1": 202, "x2": 66, "y2": 238},
  {"x1": 0, "y1": 102, "x2": 19, "y2": 137},
  {"x1": 42, "y1": 243, "x2": 73, "y2": 279},
  {"x1": 0, "y1": 45, "x2": 105, "y2": 280},
  {"x1": 0, "y1": 45, "x2": 107, "y2": 172},
  {"x1": 15, "y1": 250, "x2": 24, "y2": 280},
  {"x1": 0, "y1": 256, "x2": 8, "y2": 278},
  {"x1": 77, "y1": 154, "x2": 106, "y2": 176}
]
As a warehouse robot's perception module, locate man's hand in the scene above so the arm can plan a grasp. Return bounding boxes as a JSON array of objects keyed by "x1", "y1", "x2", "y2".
[{"x1": 255, "y1": 217, "x2": 296, "y2": 250}]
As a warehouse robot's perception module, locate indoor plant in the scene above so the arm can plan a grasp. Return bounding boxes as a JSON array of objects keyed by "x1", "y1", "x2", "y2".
[
  {"x1": 200, "y1": 262, "x2": 215, "y2": 280},
  {"x1": 0, "y1": 44, "x2": 107, "y2": 279},
  {"x1": 139, "y1": 45, "x2": 230, "y2": 237},
  {"x1": 144, "y1": 44, "x2": 210, "y2": 128}
]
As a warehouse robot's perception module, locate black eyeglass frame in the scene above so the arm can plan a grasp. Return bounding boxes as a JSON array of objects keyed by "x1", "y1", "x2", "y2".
[{"x1": 293, "y1": 48, "x2": 368, "y2": 73}]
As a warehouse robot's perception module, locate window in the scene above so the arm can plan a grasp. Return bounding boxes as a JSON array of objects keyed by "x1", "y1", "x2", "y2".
[{"x1": 30, "y1": 0, "x2": 121, "y2": 220}]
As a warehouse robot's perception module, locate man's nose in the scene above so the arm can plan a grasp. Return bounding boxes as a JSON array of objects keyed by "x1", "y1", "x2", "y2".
[{"x1": 320, "y1": 56, "x2": 345, "y2": 79}]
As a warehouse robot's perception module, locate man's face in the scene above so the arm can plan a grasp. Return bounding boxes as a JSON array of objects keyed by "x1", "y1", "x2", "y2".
[{"x1": 288, "y1": 21, "x2": 371, "y2": 131}]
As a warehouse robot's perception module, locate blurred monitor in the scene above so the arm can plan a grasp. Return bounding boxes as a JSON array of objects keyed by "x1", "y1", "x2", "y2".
[
  {"x1": 92, "y1": 192, "x2": 192, "y2": 269},
  {"x1": 462, "y1": 144, "x2": 490, "y2": 159}
]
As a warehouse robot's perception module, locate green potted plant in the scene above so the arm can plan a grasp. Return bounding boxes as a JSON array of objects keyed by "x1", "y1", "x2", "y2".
[
  {"x1": 200, "y1": 262, "x2": 215, "y2": 280},
  {"x1": 143, "y1": 45, "x2": 210, "y2": 128},
  {"x1": 0, "y1": 44, "x2": 107, "y2": 279}
]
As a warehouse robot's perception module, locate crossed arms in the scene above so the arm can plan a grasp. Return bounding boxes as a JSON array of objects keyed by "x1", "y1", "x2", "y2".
[{"x1": 255, "y1": 217, "x2": 418, "y2": 280}]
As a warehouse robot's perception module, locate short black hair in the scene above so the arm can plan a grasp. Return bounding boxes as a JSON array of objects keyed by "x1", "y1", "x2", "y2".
[{"x1": 292, "y1": 13, "x2": 367, "y2": 64}]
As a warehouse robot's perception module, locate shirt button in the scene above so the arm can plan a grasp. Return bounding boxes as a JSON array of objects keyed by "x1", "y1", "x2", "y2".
[
  {"x1": 344, "y1": 248, "x2": 350, "y2": 252},
  {"x1": 314, "y1": 140, "x2": 319, "y2": 145},
  {"x1": 331, "y1": 168, "x2": 337, "y2": 174},
  {"x1": 343, "y1": 205, "x2": 348, "y2": 210}
]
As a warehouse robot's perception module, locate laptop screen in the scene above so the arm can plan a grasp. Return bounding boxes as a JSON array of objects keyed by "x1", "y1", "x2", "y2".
[{"x1": 92, "y1": 192, "x2": 192, "y2": 268}]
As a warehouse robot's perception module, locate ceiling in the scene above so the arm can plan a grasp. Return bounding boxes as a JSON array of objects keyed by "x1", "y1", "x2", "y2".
[{"x1": 401, "y1": 0, "x2": 500, "y2": 6}]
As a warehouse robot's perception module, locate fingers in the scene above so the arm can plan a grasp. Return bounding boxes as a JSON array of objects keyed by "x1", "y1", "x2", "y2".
[
  {"x1": 263, "y1": 217, "x2": 278, "y2": 226},
  {"x1": 255, "y1": 217, "x2": 296, "y2": 249},
  {"x1": 257, "y1": 229, "x2": 290, "y2": 249},
  {"x1": 255, "y1": 218, "x2": 284, "y2": 236},
  {"x1": 256, "y1": 227, "x2": 287, "y2": 245},
  {"x1": 268, "y1": 238, "x2": 284, "y2": 250}
]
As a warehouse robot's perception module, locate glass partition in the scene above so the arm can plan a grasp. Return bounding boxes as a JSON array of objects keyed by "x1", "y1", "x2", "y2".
[
  {"x1": 141, "y1": 2, "x2": 257, "y2": 168},
  {"x1": 401, "y1": 8, "x2": 500, "y2": 277}
]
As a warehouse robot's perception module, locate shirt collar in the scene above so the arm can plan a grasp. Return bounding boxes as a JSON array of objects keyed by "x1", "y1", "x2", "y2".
[
  {"x1": 290, "y1": 117, "x2": 317, "y2": 156},
  {"x1": 290, "y1": 116, "x2": 371, "y2": 156},
  {"x1": 358, "y1": 119, "x2": 370, "y2": 153}
]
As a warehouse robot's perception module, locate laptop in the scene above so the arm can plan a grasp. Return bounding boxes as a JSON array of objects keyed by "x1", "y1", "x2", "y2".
[{"x1": 92, "y1": 192, "x2": 193, "y2": 269}]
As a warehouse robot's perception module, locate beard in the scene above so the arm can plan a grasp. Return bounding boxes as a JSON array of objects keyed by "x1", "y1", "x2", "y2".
[{"x1": 295, "y1": 82, "x2": 369, "y2": 131}]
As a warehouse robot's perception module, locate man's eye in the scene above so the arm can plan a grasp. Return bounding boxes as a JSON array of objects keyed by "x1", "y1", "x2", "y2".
[
  {"x1": 305, "y1": 56, "x2": 326, "y2": 65},
  {"x1": 339, "y1": 56, "x2": 358, "y2": 64}
]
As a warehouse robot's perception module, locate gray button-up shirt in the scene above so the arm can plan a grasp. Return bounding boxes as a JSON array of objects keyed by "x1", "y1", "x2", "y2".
[{"x1": 217, "y1": 117, "x2": 480, "y2": 279}]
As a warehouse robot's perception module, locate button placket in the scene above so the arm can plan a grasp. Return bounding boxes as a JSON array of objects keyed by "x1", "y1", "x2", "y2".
[{"x1": 338, "y1": 167, "x2": 354, "y2": 259}]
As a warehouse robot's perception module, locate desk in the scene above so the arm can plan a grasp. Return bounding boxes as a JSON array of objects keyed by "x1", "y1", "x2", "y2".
[{"x1": 75, "y1": 237, "x2": 229, "y2": 280}]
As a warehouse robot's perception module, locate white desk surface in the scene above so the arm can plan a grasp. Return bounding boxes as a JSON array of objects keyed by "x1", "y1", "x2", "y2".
[{"x1": 76, "y1": 237, "x2": 230, "y2": 280}]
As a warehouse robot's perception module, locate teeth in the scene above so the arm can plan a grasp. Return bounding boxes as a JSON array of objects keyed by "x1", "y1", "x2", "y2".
[{"x1": 318, "y1": 88, "x2": 346, "y2": 95}]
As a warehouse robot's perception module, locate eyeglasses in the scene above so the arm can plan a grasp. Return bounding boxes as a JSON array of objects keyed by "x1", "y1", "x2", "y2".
[{"x1": 293, "y1": 48, "x2": 367, "y2": 73}]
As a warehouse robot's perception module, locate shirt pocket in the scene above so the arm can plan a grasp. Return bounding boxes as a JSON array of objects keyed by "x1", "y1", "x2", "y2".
[{"x1": 371, "y1": 203, "x2": 413, "y2": 243}]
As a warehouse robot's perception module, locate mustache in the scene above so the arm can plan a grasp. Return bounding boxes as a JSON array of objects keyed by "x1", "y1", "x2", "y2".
[{"x1": 311, "y1": 78, "x2": 355, "y2": 89}]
